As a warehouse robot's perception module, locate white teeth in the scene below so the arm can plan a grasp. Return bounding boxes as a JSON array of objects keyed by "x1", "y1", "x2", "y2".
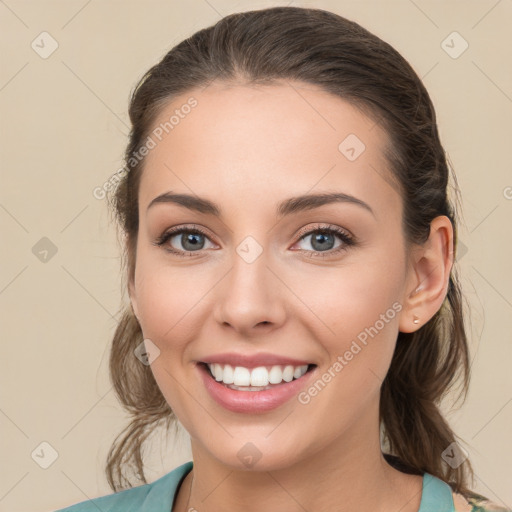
[
  {"x1": 206, "y1": 363, "x2": 309, "y2": 387},
  {"x1": 250, "y1": 367, "x2": 268, "y2": 386},
  {"x1": 222, "y1": 364, "x2": 234, "y2": 384},
  {"x1": 293, "y1": 366, "x2": 304, "y2": 379},
  {"x1": 268, "y1": 365, "x2": 283, "y2": 384},
  {"x1": 213, "y1": 363, "x2": 223, "y2": 382},
  {"x1": 233, "y1": 366, "x2": 251, "y2": 386},
  {"x1": 282, "y1": 365, "x2": 294, "y2": 382}
]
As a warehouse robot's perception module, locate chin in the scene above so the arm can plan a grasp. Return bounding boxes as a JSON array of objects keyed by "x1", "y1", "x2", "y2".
[{"x1": 197, "y1": 435, "x2": 310, "y2": 473}]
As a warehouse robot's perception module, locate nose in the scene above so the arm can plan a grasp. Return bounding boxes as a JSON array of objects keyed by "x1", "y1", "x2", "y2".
[{"x1": 212, "y1": 243, "x2": 286, "y2": 336}]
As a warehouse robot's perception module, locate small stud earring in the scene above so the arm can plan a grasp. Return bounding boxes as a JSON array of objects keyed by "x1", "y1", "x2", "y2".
[{"x1": 413, "y1": 315, "x2": 420, "y2": 325}]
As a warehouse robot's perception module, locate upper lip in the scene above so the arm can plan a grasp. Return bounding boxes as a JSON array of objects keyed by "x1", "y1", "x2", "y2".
[{"x1": 199, "y1": 352, "x2": 314, "y2": 369}]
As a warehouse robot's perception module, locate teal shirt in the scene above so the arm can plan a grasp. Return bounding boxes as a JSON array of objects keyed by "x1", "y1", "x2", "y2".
[{"x1": 54, "y1": 461, "x2": 507, "y2": 512}]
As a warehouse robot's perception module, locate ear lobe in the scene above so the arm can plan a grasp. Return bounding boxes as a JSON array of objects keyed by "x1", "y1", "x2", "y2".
[{"x1": 399, "y1": 215, "x2": 454, "y2": 333}]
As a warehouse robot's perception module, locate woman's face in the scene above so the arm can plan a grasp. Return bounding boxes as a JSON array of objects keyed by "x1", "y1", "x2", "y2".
[{"x1": 130, "y1": 81, "x2": 417, "y2": 470}]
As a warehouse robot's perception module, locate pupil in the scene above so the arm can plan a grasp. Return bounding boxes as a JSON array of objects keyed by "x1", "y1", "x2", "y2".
[
  {"x1": 312, "y1": 232, "x2": 334, "y2": 251},
  {"x1": 183, "y1": 233, "x2": 204, "y2": 251}
]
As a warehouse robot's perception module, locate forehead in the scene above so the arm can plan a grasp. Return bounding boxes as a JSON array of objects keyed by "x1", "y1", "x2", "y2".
[{"x1": 139, "y1": 80, "x2": 400, "y2": 220}]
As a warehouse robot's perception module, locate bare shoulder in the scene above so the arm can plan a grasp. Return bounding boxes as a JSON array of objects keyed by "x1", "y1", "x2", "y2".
[{"x1": 453, "y1": 491, "x2": 512, "y2": 512}]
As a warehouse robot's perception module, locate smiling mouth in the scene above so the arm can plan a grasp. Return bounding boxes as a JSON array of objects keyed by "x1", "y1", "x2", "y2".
[{"x1": 200, "y1": 362, "x2": 317, "y2": 391}]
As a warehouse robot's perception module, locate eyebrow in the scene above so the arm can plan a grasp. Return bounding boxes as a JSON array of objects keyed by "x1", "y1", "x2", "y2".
[{"x1": 147, "y1": 191, "x2": 375, "y2": 218}]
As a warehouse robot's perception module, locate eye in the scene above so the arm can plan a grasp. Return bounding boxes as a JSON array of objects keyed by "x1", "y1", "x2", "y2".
[
  {"x1": 291, "y1": 224, "x2": 356, "y2": 258},
  {"x1": 153, "y1": 223, "x2": 357, "y2": 259},
  {"x1": 153, "y1": 225, "x2": 215, "y2": 257}
]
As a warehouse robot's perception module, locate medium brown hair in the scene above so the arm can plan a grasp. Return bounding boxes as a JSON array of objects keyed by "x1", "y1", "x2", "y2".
[{"x1": 106, "y1": 6, "x2": 475, "y2": 497}]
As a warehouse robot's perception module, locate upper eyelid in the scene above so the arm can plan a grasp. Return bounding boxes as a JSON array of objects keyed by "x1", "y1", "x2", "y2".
[{"x1": 295, "y1": 223, "x2": 353, "y2": 240}]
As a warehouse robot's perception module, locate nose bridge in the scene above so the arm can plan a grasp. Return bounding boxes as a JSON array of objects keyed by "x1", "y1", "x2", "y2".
[
  {"x1": 213, "y1": 231, "x2": 285, "y2": 330},
  {"x1": 229, "y1": 233, "x2": 272, "y2": 302}
]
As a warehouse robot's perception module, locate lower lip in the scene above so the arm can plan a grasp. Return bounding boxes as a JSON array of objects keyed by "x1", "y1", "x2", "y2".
[{"x1": 197, "y1": 363, "x2": 317, "y2": 414}]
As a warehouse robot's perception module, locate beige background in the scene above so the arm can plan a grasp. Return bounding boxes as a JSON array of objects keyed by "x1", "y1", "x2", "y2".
[{"x1": 1, "y1": 0, "x2": 511, "y2": 510}]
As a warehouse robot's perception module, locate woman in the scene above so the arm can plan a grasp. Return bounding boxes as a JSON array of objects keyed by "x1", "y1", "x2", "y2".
[{"x1": 56, "y1": 6, "x2": 510, "y2": 512}]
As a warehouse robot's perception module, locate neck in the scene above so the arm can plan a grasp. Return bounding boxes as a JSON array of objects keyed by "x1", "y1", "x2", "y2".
[{"x1": 175, "y1": 403, "x2": 423, "y2": 512}]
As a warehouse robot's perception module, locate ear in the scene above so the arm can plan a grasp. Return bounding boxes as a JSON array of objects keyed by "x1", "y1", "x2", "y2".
[{"x1": 399, "y1": 215, "x2": 454, "y2": 333}]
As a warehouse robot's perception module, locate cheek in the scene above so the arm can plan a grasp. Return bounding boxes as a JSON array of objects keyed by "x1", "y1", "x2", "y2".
[
  {"x1": 133, "y1": 252, "x2": 206, "y2": 340},
  {"x1": 133, "y1": 258, "x2": 205, "y2": 425},
  {"x1": 290, "y1": 259, "x2": 403, "y2": 345},
  {"x1": 298, "y1": 281, "x2": 402, "y2": 433},
  {"x1": 295, "y1": 255, "x2": 404, "y2": 395}
]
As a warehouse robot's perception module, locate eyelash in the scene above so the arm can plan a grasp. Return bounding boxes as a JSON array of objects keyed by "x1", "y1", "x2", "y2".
[{"x1": 153, "y1": 223, "x2": 356, "y2": 259}]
